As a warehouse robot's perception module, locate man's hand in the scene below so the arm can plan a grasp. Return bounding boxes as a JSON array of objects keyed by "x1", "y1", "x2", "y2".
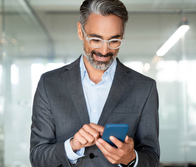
[
  {"x1": 96, "y1": 135, "x2": 136, "y2": 165},
  {"x1": 70, "y1": 123, "x2": 104, "y2": 152}
]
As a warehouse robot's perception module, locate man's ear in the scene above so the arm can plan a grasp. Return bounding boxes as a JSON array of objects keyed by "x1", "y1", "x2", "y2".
[{"x1": 77, "y1": 22, "x2": 83, "y2": 40}]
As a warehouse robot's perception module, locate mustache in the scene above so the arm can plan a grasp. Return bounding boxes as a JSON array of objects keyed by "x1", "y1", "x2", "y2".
[{"x1": 91, "y1": 50, "x2": 114, "y2": 58}]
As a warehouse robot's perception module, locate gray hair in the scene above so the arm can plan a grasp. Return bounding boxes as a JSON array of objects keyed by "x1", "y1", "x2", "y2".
[{"x1": 79, "y1": 0, "x2": 128, "y2": 30}]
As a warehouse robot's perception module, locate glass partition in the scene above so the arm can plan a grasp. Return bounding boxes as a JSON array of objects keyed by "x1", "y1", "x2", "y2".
[
  {"x1": 123, "y1": 12, "x2": 196, "y2": 165},
  {"x1": 0, "y1": 0, "x2": 4, "y2": 166},
  {"x1": 0, "y1": 0, "x2": 53, "y2": 166}
]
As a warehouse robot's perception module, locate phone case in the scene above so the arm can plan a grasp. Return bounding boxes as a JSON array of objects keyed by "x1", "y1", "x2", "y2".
[{"x1": 102, "y1": 124, "x2": 129, "y2": 147}]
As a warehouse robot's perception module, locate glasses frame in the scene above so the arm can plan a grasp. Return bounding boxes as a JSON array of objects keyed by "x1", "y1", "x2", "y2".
[{"x1": 81, "y1": 26, "x2": 124, "y2": 49}]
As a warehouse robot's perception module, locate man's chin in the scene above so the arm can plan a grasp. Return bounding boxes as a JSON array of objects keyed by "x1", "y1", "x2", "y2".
[
  {"x1": 93, "y1": 61, "x2": 109, "y2": 70},
  {"x1": 92, "y1": 58, "x2": 114, "y2": 70}
]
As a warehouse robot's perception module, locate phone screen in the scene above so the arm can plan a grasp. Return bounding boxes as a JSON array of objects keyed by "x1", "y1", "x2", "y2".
[{"x1": 101, "y1": 124, "x2": 129, "y2": 147}]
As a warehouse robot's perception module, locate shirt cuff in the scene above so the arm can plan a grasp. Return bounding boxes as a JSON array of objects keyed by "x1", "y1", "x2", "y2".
[
  {"x1": 133, "y1": 150, "x2": 138, "y2": 167},
  {"x1": 117, "y1": 150, "x2": 138, "y2": 167},
  {"x1": 64, "y1": 138, "x2": 85, "y2": 164}
]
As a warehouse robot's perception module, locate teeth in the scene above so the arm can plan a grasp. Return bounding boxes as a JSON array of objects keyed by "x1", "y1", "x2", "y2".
[
  {"x1": 98, "y1": 56, "x2": 106, "y2": 60},
  {"x1": 95, "y1": 55, "x2": 107, "y2": 60}
]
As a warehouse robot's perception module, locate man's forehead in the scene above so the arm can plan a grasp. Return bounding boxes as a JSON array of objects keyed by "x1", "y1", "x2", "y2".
[{"x1": 84, "y1": 14, "x2": 124, "y2": 36}]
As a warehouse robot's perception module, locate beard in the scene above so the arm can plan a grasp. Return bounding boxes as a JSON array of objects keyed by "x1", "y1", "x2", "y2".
[{"x1": 83, "y1": 47, "x2": 118, "y2": 71}]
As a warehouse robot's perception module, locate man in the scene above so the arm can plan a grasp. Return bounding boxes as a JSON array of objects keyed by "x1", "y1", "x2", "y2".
[{"x1": 30, "y1": 0, "x2": 160, "y2": 167}]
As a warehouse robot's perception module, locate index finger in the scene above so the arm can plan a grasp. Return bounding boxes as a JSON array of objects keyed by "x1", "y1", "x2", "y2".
[
  {"x1": 89, "y1": 123, "x2": 104, "y2": 135},
  {"x1": 82, "y1": 124, "x2": 101, "y2": 139}
]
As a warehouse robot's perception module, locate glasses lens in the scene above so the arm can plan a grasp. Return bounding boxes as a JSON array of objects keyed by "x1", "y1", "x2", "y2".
[
  {"x1": 89, "y1": 38, "x2": 103, "y2": 48},
  {"x1": 109, "y1": 40, "x2": 122, "y2": 49}
]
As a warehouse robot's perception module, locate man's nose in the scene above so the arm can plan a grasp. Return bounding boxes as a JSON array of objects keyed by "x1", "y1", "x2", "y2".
[{"x1": 98, "y1": 42, "x2": 109, "y2": 55}]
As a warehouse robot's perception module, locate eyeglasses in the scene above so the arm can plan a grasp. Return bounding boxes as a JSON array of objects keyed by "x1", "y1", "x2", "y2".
[{"x1": 81, "y1": 26, "x2": 124, "y2": 49}]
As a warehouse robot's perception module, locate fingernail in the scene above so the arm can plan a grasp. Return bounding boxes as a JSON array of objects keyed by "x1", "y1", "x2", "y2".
[
  {"x1": 98, "y1": 138, "x2": 103, "y2": 143},
  {"x1": 109, "y1": 136, "x2": 114, "y2": 141},
  {"x1": 96, "y1": 141, "x2": 100, "y2": 146}
]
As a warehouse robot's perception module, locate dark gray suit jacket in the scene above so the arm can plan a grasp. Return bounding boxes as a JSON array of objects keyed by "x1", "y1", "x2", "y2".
[{"x1": 30, "y1": 57, "x2": 160, "y2": 167}]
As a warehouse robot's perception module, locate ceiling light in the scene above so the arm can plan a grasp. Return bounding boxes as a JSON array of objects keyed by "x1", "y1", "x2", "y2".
[{"x1": 156, "y1": 18, "x2": 190, "y2": 56}]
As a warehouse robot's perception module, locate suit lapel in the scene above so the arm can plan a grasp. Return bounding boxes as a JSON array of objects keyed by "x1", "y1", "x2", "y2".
[
  {"x1": 61, "y1": 58, "x2": 90, "y2": 125},
  {"x1": 60, "y1": 57, "x2": 133, "y2": 126},
  {"x1": 98, "y1": 59, "x2": 133, "y2": 126}
]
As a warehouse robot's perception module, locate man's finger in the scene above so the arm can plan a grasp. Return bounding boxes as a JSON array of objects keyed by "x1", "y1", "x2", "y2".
[
  {"x1": 96, "y1": 140, "x2": 118, "y2": 164},
  {"x1": 79, "y1": 128, "x2": 94, "y2": 142},
  {"x1": 89, "y1": 123, "x2": 104, "y2": 135},
  {"x1": 96, "y1": 138, "x2": 119, "y2": 160},
  {"x1": 82, "y1": 124, "x2": 101, "y2": 139},
  {"x1": 125, "y1": 136, "x2": 134, "y2": 146},
  {"x1": 71, "y1": 134, "x2": 87, "y2": 150},
  {"x1": 109, "y1": 136, "x2": 125, "y2": 149},
  {"x1": 124, "y1": 135, "x2": 131, "y2": 143}
]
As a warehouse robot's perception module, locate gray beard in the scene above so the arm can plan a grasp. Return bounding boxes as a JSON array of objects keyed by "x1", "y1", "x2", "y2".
[{"x1": 82, "y1": 48, "x2": 117, "y2": 71}]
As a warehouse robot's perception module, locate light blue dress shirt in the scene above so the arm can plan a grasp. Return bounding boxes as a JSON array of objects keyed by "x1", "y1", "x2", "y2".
[
  {"x1": 64, "y1": 55, "x2": 138, "y2": 167},
  {"x1": 80, "y1": 56, "x2": 117, "y2": 124}
]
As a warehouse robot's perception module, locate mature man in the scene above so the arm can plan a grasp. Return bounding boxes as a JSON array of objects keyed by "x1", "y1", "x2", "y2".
[{"x1": 30, "y1": 0, "x2": 160, "y2": 167}]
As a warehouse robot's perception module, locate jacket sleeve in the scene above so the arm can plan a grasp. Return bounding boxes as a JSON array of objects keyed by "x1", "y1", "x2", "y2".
[
  {"x1": 30, "y1": 75, "x2": 72, "y2": 167},
  {"x1": 135, "y1": 80, "x2": 160, "y2": 167}
]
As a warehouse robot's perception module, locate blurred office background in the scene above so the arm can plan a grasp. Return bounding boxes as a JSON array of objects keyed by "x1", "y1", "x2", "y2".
[{"x1": 0, "y1": 0, "x2": 196, "y2": 166}]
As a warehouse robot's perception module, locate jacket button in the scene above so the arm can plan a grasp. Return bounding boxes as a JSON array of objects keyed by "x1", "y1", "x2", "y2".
[{"x1": 89, "y1": 153, "x2": 95, "y2": 159}]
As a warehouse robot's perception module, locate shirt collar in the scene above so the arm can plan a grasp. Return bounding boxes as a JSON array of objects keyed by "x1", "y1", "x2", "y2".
[{"x1": 80, "y1": 55, "x2": 117, "y2": 82}]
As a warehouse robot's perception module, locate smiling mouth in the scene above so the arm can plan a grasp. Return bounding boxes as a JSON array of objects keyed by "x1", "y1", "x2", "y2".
[{"x1": 94, "y1": 54, "x2": 110, "y2": 61}]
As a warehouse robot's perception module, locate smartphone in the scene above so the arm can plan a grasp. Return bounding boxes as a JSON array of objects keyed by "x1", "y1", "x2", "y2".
[{"x1": 102, "y1": 124, "x2": 129, "y2": 147}]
